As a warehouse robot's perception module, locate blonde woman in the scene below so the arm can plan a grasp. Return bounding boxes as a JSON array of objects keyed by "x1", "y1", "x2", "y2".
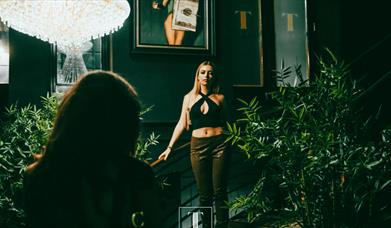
[{"x1": 159, "y1": 61, "x2": 230, "y2": 228}]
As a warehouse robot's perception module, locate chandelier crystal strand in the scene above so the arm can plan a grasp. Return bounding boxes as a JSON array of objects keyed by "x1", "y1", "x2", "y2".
[
  {"x1": 0, "y1": 0, "x2": 130, "y2": 48},
  {"x1": 58, "y1": 42, "x2": 93, "y2": 84}
]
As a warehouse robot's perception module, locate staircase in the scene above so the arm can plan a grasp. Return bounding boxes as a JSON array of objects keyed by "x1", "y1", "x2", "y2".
[
  {"x1": 349, "y1": 31, "x2": 391, "y2": 138},
  {"x1": 150, "y1": 139, "x2": 259, "y2": 228}
]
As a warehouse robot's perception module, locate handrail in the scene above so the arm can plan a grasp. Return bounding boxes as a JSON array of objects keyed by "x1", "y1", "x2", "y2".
[
  {"x1": 161, "y1": 160, "x2": 259, "y2": 223},
  {"x1": 164, "y1": 179, "x2": 256, "y2": 227},
  {"x1": 148, "y1": 157, "x2": 164, "y2": 167},
  {"x1": 148, "y1": 142, "x2": 190, "y2": 168},
  {"x1": 350, "y1": 32, "x2": 391, "y2": 66},
  {"x1": 354, "y1": 68, "x2": 391, "y2": 102},
  {"x1": 149, "y1": 139, "x2": 259, "y2": 226}
]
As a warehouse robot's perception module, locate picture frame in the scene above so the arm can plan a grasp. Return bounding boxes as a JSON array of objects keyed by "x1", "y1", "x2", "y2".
[{"x1": 131, "y1": 0, "x2": 215, "y2": 56}]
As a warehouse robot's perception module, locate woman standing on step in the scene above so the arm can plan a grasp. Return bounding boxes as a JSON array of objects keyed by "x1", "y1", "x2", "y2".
[{"x1": 159, "y1": 60, "x2": 231, "y2": 228}]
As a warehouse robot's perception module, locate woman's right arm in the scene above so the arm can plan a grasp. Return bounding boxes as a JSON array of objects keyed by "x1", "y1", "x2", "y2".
[
  {"x1": 158, "y1": 94, "x2": 191, "y2": 160},
  {"x1": 152, "y1": 0, "x2": 170, "y2": 9},
  {"x1": 162, "y1": 0, "x2": 170, "y2": 7}
]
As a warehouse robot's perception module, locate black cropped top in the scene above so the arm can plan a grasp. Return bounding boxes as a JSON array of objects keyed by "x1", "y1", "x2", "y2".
[{"x1": 189, "y1": 92, "x2": 224, "y2": 130}]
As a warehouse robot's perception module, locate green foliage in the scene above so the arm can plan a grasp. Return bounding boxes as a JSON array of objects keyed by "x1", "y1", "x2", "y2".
[
  {"x1": 227, "y1": 52, "x2": 391, "y2": 227},
  {"x1": 136, "y1": 132, "x2": 160, "y2": 162},
  {"x1": 0, "y1": 95, "x2": 159, "y2": 227},
  {"x1": 0, "y1": 95, "x2": 58, "y2": 227},
  {"x1": 228, "y1": 175, "x2": 272, "y2": 223}
]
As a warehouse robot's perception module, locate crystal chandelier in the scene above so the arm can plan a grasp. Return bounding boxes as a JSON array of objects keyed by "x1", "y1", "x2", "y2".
[
  {"x1": 0, "y1": 0, "x2": 130, "y2": 83},
  {"x1": 0, "y1": 0, "x2": 130, "y2": 48}
]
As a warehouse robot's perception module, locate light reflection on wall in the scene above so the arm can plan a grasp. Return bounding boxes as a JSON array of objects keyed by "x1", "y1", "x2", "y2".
[{"x1": 0, "y1": 20, "x2": 9, "y2": 84}]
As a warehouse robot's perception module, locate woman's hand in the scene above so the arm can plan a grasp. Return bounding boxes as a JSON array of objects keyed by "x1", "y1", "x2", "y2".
[
  {"x1": 25, "y1": 146, "x2": 46, "y2": 173},
  {"x1": 152, "y1": 1, "x2": 160, "y2": 10},
  {"x1": 158, "y1": 148, "x2": 172, "y2": 161},
  {"x1": 26, "y1": 153, "x2": 44, "y2": 173}
]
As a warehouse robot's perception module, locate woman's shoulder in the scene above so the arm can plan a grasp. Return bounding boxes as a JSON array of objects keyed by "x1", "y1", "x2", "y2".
[
  {"x1": 184, "y1": 92, "x2": 194, "y2": 100},
  {"x1": 212, "y1": 93, "x2": 225, "y2": 102},
  {"x1": 216, "y1": 93, "x2": 225, "y2": 99},
  {"x1": 184, "y1": 92, "x2": 198, "y2": 104}
]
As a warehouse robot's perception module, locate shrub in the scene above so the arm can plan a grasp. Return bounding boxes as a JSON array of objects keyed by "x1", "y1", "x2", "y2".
[{"x1": 227, "y1": 52, "x2": 391, "y2": 227}]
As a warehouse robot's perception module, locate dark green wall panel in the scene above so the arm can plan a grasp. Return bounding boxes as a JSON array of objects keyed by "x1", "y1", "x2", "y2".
[
  {"x1": 8, "y1": 29, "x2": 52, "y2": 106},
  {"x1": 6, "y1": 0, "x2": 267, "y2": 122}
]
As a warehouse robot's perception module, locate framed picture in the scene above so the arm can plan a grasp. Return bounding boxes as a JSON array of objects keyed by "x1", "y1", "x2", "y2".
[{"x1": 131, "y1": 0, "x2": 215, "y2": 56}]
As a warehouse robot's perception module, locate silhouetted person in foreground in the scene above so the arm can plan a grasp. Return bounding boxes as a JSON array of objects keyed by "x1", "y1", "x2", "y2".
[{"x1": 24, "y1": 71, "x2": 160, "y2": 228}]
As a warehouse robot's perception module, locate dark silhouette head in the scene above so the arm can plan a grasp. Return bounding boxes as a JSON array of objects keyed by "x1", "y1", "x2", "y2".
[
  {"x1": 45, "y1": 70, "x2": 140, "y2": 168},
  {"x1": 25, "y1": 71, "x2": 141, "y2": 227}
]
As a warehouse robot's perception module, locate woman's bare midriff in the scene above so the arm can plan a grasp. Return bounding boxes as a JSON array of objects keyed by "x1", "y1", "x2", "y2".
[{"x1": 192, "y1": 127, "x2": 224, "y2": 138}]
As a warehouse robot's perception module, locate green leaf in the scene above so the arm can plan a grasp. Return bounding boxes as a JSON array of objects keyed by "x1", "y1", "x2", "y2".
[
  {"x1": 366, "y1": 159, "x2": 383, "y2": 170},
  {"x1": 381, "y1": 179, "x2": 391, "y2": 190}
]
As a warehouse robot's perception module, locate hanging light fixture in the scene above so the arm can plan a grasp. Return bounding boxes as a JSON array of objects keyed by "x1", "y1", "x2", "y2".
[
  {"x1": 0, "y1": 0, "x2": 130, "y2": 48},
  {"x1": 0, "y1": 0, "x2": 130, "y2": 83}
]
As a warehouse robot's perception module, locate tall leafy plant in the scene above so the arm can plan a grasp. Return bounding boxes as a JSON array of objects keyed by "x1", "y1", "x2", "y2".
[
  {"x1": 0, "y1": 95, "x2": 159, "y2": 228},
  {"x1": 227, "y1": 51, "x2": 391, "y2": 227},
  {"x1": 0, "y1": 96, "x2": 57, "y2": 228}
]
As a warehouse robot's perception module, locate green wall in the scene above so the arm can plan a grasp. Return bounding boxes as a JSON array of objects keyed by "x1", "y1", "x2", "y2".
[
  {"x1": 111, "y1": 0, "x2": 261, "y2": 122},
  {"x1": 8, "y1": 29, "x2": 53, "y2": 107},
  {"x1": 6, "y1": 0, "x2": 262, "y2": 123}
]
